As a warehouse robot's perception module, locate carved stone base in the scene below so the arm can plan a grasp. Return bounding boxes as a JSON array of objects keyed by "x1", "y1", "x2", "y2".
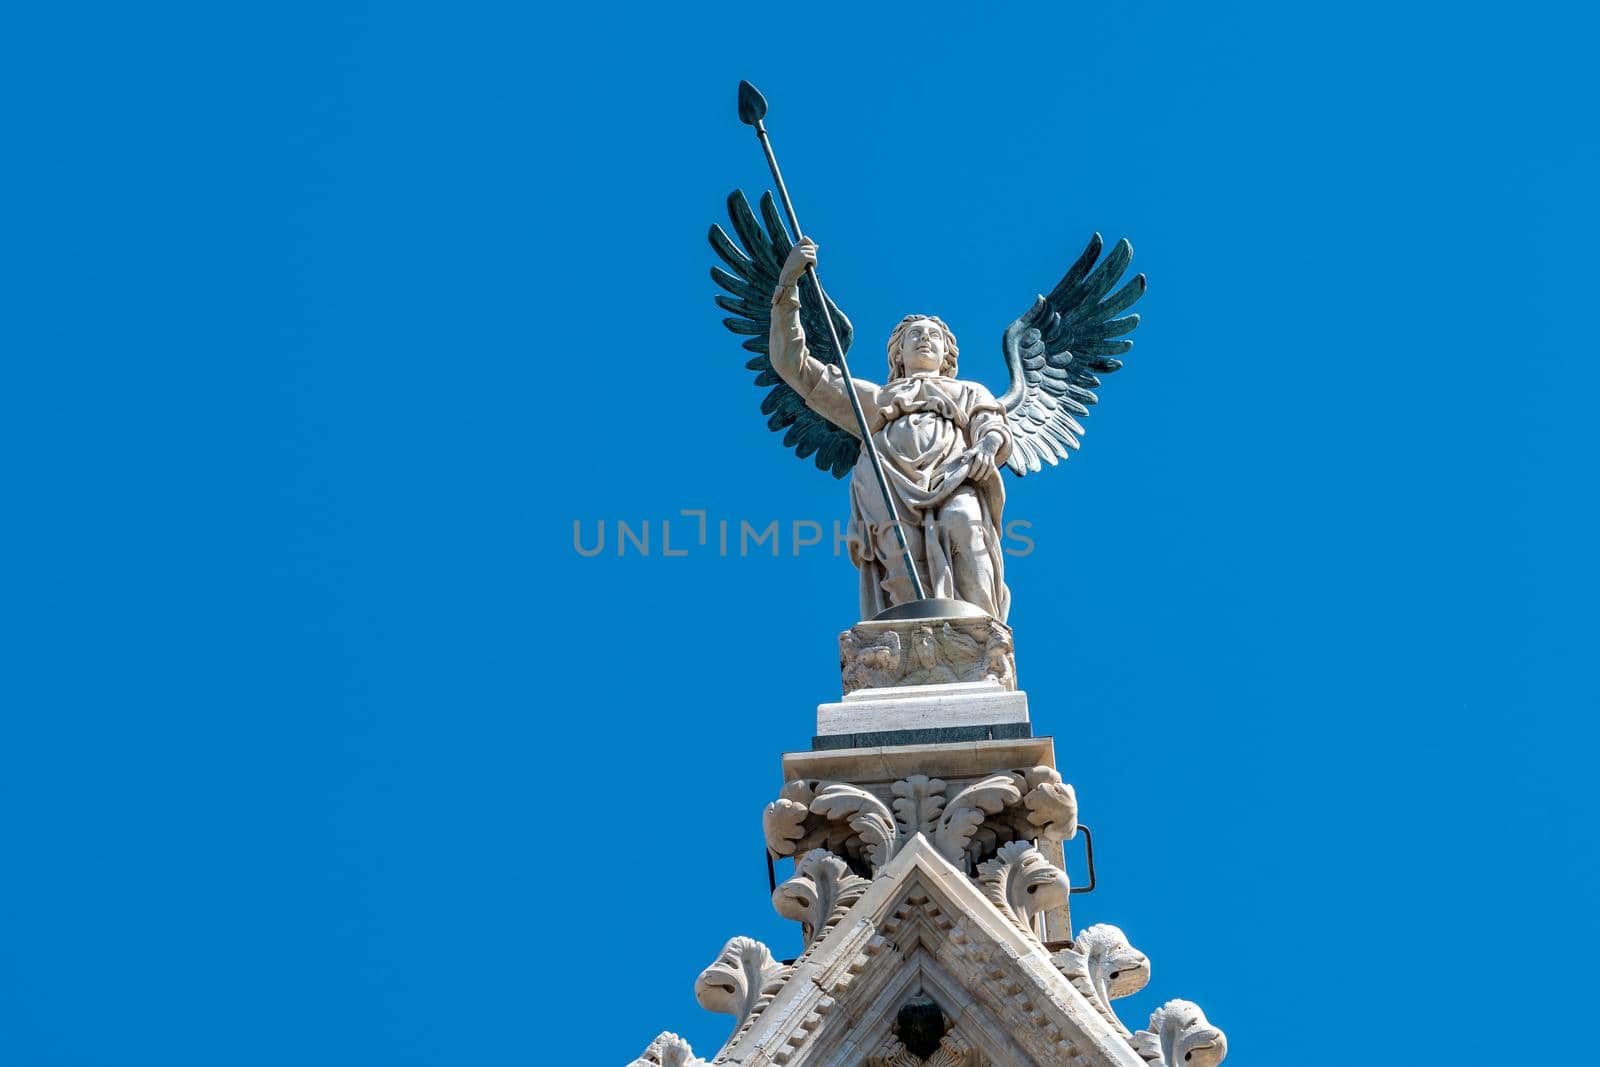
[
  {"x1": 627, "y1": 727, "x2": 1233, "y2": 1067},
  {"x1": 777, "y1": 735, "x2": 1073, "y2": 944},
  {"x1": 840, "y1": 615, "x2": 1016, "y2": 695}
]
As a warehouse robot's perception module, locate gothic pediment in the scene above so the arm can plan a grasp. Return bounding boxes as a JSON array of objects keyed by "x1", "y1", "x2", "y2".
[{"x1": 710, "y1": 835, "x2": 1143, "y2": 1067}]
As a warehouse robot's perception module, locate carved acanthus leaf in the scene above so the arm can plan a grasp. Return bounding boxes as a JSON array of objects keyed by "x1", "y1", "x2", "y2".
[
  {"x1": 891, "y1": 775, "x2": 948, "y2": 841},
  {"x1": 1050, "y1": 923, "x2": 1149, "y2": 1035},
  {"x1": 932, "y1": 773, "x2": 1024, "y2": 865},
  {"x1": 975, "y1": 840, "x2": 1070, "y2": 935},
  {"x1": 773, "y1": 849, "x2": 869, "y2": 949},
  {"x1": 924, "y1": 1030, "x2": 978, "y2": 1067},
  {"x1": 811, "y1": 782, "x2": 897, "y2": 872},
  {"x1": 766, "y1": 770, "x2": 1082, "y2": 877},
  {"x1": 625, "y1": 1032, "x2": 709, "y2": 1067},
  {"x1": 866, "y1": 1038, "x2": 922, "y2": 1067},
  {"x1": 867, "y1": 1031, "x2": 979, "y2": 1067},
  {"x1": 1132, "y1": 999, "x2": 1227, "y2": 1067},
  {"x1": 694, "y1": 937, "x2": 789, "y2": 1042}
]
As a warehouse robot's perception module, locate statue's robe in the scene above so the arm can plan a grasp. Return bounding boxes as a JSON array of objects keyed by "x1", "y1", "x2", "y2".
[{"x1": 770, "y1": 285, "x2": 1013, "y2": 620}]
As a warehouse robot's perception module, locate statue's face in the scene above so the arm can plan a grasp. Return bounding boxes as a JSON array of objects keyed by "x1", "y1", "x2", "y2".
[{"x1": 899, "y1": 318, "x2": 948, "y2": 376}]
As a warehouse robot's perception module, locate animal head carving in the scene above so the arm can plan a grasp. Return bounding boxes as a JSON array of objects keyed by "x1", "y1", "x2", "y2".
[
  {"x1": 626, "y1": 1032, "x2": 706, "y2": 1067},
  {"x1": 1134, "y1": 999, "x2": 1227, "y2": 1067},
  {"x1": 976, "y1": 840, "x2": 1070, "y2": 932},
  {"x1": 772, "y1": 849, "x2": 869, "y2": 948},
  {"x1": 1051, "y1": 924, "x2": 1149, "y2": 1036},
  {"x1": 1074, "y1": 923, "x2": 1150, "y2": 1001},
  {"x1": 693, "y1": 936, "x2": 785, "y2": 1031}
]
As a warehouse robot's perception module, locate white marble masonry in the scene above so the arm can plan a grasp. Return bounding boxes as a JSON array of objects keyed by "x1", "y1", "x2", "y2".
[{"x1": 815, "y1": 679, "x2": 1029, "y2": 738}]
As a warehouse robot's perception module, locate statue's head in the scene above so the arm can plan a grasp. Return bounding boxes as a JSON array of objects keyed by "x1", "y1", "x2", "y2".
[{"x1": 887, "y1": 315, "x2": 959, "y2": 379}]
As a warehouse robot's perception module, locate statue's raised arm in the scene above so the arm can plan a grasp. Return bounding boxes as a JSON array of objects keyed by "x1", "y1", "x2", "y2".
[
  {"x1": 710, "y1": 190, "x2": 862, "y2": 478},
  {"x1": 767, "y1": 238, "x2": 884, "y2": 442}
]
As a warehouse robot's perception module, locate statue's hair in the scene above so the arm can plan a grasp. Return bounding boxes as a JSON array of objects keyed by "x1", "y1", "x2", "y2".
[{"x1": 886, "y1": 315, "x2": 959, "y2": 379}]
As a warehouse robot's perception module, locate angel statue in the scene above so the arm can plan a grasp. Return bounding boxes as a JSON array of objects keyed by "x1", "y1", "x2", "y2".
[{"x1": 710, "y1": 191, "x2": 1143, "y2": 624}]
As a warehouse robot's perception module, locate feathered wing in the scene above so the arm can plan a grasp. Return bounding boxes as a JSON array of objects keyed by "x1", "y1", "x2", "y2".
[
  {"x1": 709, "y1": 190, "x2": 861, "y2": 478},
  {"x1": 998, "y1": 234, "x2": 1146, "y2": 475}
]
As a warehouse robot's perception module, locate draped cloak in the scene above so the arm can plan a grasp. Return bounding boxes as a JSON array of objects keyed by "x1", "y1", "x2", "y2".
[{"x1": 769, "y1": 285, "x2": 1013, "y2": 620}]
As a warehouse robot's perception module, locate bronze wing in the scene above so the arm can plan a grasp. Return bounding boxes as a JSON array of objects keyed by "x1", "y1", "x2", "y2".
[
  {"x1": 710, "y1": 190, "x2": 861, "y2": 478},
  {"x1": 998, "y1": 234, "x2": 1145, "y2": 475}
]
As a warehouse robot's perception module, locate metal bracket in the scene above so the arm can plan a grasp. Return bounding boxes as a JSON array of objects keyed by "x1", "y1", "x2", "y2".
[{"x1": 1068, "y1": 823, "x2": 1097, "y2": 895}]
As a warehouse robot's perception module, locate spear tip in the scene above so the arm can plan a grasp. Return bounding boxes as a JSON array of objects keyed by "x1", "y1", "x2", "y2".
[{"x1": 737, "y1": 80, "x2": 768, "y2": 126}]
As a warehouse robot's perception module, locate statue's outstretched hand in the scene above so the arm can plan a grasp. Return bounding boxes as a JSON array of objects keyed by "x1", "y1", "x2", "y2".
[{"x1": 780, "y1": 237, "x2": 817, "y2": 288}]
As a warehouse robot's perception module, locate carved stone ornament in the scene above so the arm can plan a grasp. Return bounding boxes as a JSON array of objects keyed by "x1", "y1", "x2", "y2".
[
  {"x1": 773, "y1": 848, "x2": 870, "y2": 949},
  {"x1": 625, "y1": 1032, "x2": 709, "y2": 1067},
  {"x1": 868, "y1": 1029, "x2": 980, "y2": 1067},
  {"x1": 975, "y1": 840, "x2": 1070, "y2": 935},
  {"x1": 1050, "y1": 924, "x2": 1151, "y2": 1036},
  {"x1": 693, "y1": 936, "x2": 789, "y2": 1041},
  {"x1": 1131, "y1": 1000, "x2": 1228, "y2": 1067},
  {"x1": 763, "y1": 767, "x2": 1078, "y2": 875},
  {"x1": 841, "y1": 617, "x2": 1016, "y2": 693}
]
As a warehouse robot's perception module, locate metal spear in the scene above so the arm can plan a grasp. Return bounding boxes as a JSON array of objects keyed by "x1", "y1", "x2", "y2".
[{"x1": 736, "y1": 80, "x2": 929, "y2": 603}]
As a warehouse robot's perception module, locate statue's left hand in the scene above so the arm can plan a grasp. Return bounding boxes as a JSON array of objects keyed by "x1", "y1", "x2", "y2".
[{"x1": 965, "y1": 433, "x2": 1003, "y2": 483}]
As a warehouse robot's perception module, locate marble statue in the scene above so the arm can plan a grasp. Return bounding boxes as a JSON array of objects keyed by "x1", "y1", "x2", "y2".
[
  {"x1": 614, "y1": 85, "x2": 1233, "y2": 1066},
  {"x1": 711, "y1": 192, "x2": 1144, "y2": 622}
]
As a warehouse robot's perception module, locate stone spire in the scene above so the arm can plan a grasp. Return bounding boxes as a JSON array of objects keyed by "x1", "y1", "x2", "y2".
[{"x1": 623, "y1": 613, "x2": 1229, "y2": 1067}]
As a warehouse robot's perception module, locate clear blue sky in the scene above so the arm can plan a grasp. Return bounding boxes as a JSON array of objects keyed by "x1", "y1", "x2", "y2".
[{"x1": 4, "y1": 2, "x2": 1594, "y2": 1064}]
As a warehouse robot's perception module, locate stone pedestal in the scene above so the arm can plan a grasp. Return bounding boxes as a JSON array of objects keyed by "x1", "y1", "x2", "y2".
[{"x1": 814, "y1": 680, "x2": 1030, "y2": 750}]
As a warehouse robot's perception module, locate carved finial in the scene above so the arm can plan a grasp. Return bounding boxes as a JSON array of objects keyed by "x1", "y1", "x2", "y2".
[
  {"x1": 1132, "y1": 999, "x2": 1228, "y2": 1067},
  {"x1": 763, "y1": 780, "x2": 817, "y2": 857},
  {"x1": 694, "y1": 937, "x2": 788, "y2": 1039},
  {"x1": 1051, "y1": 923, "x2": 1149, "y2": 1034},
  {"x1": 1021, "y1": 766, "x2": 1078, "y2": 842},
  {"x1": 773, "y1": 849, "x2": 869, "y2": 948},
  {"x1": 976, "y1": 840, "x2": 1070, "y2": 934},
  {"x1": 625, "y1": 1031, "x2": 708, "y2": 1067}
]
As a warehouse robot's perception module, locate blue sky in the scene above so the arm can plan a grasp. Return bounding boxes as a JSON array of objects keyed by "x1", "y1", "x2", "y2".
[{"x1": 4, "y1": 2, "x2": 1595, "y2": 1064}]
